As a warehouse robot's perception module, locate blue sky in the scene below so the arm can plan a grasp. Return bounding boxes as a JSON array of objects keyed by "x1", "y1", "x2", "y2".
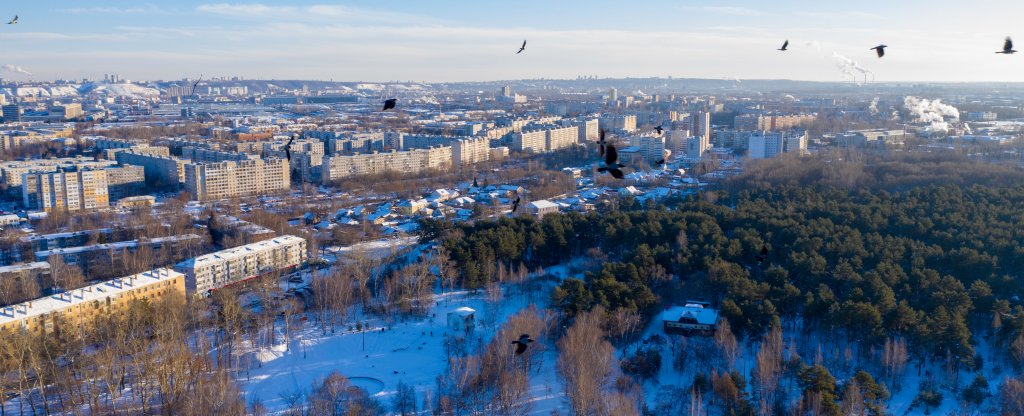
[{"x1": 1, "y1": 1, "x2": 1023, "y2": 83}]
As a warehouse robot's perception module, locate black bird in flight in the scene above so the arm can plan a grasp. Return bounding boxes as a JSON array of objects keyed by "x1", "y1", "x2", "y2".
[
  {"x1": 7, "y1": 16, "x2": 17, "y2": 25},
  {"x1": 756, "y1": 245, "x2": 769, "y2": 265},
  {"x1": 997, "y1": 37, "x2": 1017, "y2": 54},
  {"x1": 511, "y1": 334, "x2": 534, "y2": 355},
  {"x1": 511, "y1": 196, "x2": 521, "y2": 213},
  {"x1": 654, "y1": 126, "x2": 663, "y2": 134},
  {"x1": 778, "y1": 40, "x2": 788, "y2": 51},
  {"x1": 597, "y1": 145, "x2": 625, "y2": 179},
  {"x1": 190, "y1": 75, "x2": 202, "y2": 99},
  {"x1": 598, "y1": 128, "x2": 607, "y2": 157},
  {"x1": 283, "y1": 134, "x2": 296, "y2": 161},
  {"x1": 382, "y1": 98, "x2": 397, "y2": 111},
  {"x1": 516, "y1": 40, "x2": 527, "y2": 54},
  {"x1": 870, "y1": 44, "x2": 887, "y2": 58}
]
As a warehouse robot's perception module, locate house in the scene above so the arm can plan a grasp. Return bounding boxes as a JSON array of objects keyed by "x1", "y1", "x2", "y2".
[
  {"x1": 526, "y1": 200, "x2": 559, "y2": 218},
  {"x1": 662, "y1": 302, "x2": 719, "y2": 334},
  {"x1": 396, "y1": 199, "x2": 429, "y2": 215},
  {"x1": 429, "y1": 188, "x2": 458, "y2": 202},
  {"x1": 447, "y1": 307, "x2": 476, "y2": 332}
]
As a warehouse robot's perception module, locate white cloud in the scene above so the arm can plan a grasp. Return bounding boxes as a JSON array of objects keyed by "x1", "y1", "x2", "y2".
[
  {"x1": 681, "y1": 6, "x2": 774, "y2": 17},
  {"x1": 195, "y1": 3, "x2": 440, "y2": 24},
  {"x1": 60, "y1": 5, "x2": 166, "y2": 14}
]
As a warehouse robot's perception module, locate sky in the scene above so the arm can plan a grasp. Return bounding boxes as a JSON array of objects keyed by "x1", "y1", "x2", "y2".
[{"x1": 1, "y1": 1, "x2": 1024, "y2": 83}]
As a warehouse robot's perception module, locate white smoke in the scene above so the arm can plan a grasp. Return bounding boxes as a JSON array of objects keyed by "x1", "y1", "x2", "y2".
[
  {"x1": 1, "y1": 64, "x2": 32, "y2": 76},
  {"x1": 783, "y1": 94, "x2": 798, "y2": 101},
  {"x1": 903, "y1": 96, "x2": 960, "y2": 134},
  {"x1": 868, "y1": 97, "x2": 879, "y2": 115},
  {"x1": 832, "y1": 52, "x2": 872, "y2": 85}
]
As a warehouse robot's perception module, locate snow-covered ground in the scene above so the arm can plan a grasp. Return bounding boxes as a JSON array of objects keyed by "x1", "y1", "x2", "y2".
[{"x1": 238, "y1": 284, "x2": 567, "y2": 414}]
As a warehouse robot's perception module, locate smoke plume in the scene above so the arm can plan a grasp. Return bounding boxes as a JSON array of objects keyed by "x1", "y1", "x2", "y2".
[
  {"x1": 903, "y1": 96, "x2": 960, "y2": 133},
  {"x1": 832, "y1": 53, "x2": 872, "y2": 85},
  {"x1": 0, "y1": 64, "x2": 32, "y2": 76}
]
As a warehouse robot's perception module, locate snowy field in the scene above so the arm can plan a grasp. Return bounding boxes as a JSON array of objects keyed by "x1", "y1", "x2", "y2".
[{"x1": 238, "y1": 285, "x2": 567, "y2": 414}]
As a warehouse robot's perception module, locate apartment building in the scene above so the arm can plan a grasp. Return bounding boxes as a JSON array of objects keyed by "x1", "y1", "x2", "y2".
[
  {"x1": 599, "y1": 114, "x2": 638, "y2": 132},
  {"x1": 735, "y1": 113, "x2": 816, "y2": 131},
  {"x1": 115, "y1": 151, "x2": 189, "y2": 188},
  {"x1": 747, "y1": 131, "x2": 807, "y2": 159},
  {"x1": 104, "y1": 165, "x2": 146, "y2": 201},
  {"x1": 452, "y1": 137, "x2": 490, "y2": 166},
  {"x1": 174, "y1": 235, "x2": 306, "y2": 295},
  {"x1": 1, "y1": 157, "x2": 116, "y2": 188},
  {"x1": 321, "y1": 147, "x2": 453, "y2": 183},
  {"x1": 0, "y1": 268, "x2": 185, "y2": 334},
  {"x1": 182, "y1": 147, "x2": 257, "y2": 163},
  {"x1": 511, "y1": 129, "x2": 546, "y2": 153},
  {"x1": 630, "y1": 135, "x2": 667, "y2": 163},
  {"x1": 22, "y1": 169, "x2": 109, "y2": 212},
  {"x1": 183, "y1": 158, "x2": 290, "y2": 201}
]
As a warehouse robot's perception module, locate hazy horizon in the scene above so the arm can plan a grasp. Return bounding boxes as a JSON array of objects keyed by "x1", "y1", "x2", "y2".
[{"x1": 2, "y1": 0, "x2": 1024, "y2": 83}]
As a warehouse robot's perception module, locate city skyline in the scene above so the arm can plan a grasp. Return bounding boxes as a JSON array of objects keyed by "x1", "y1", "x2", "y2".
[{"x1": 2, "y1": 0, "x2": 1024, "y2": 83}]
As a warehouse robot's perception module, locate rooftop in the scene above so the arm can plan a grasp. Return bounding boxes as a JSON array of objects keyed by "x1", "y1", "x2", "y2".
[
  {"x1": 662, "y1": 303, "x2": 720, "y2": 326},
  {"x1": 0, "y1": 262, "x2": 50, "y2": 275},
  {"x1": 176, "y1": 235, "x2": 305, "y2": 269},
  {"x1": 0, "y1": 268, "x2": 183, "y2": 326}
]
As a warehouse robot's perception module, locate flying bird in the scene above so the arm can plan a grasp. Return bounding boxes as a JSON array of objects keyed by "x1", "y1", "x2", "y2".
[
  {"x1": 598, "y1": 128, "x2": 607, "y2": 157},
  {"x1": 778, "y1": 40, "x2": 789, "y2": 51},
  {"x1": 654, "y1": 126, "x2": 663, "y2": 134},
  {"x1": 7, "y1": 16, "x2": 17, "y2": 25},
  {"x1": 997, "y1": 37, "x2": 1017, "y2": 54},
  {"x1": 516, "y1": 40, "x2": 527, "y2": 54},
  {"x1": 870, "y1": 44, "x2": 887, "y2": 58},
  {"x1": 511, "y1": 196, "x2": 521, "y2": 213},
  {"x1": 190, "y1": 75, "x2": 202, "y2": 99},
  {"x1": 511, "y1": 334, "x2": 534, "y2": 355},
  {"x1": 283, "y1": 134, "x2": 296, "y2": 161},
  {"x1": 597, "y1": 145, "x2": 626, "y2": 179},
  {"x1": 382, "y1": 98, "x2": 397, "y2": 111},
  {"x1": 756, "y1": 245, "x2": 769, "y2": 265}
]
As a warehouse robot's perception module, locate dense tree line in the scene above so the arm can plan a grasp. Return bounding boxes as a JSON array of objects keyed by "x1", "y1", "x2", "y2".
[{"x1": 436, "y1": 174, "x2": 1024, "y2": 375}]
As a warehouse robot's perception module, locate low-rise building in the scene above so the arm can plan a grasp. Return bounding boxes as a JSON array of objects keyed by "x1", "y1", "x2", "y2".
[
  {"x1": 526, "y1": 200, "x2": 559, "y2": 218},
  {"x1": 174, "y1": 235, "x2": 306, "y2": 296},
  {"x1": 662, "y1": 302, "x2": 719, "y2": 334},
  {"x1": 0, "y1": 268, "x2": 185, "y2": 334}
]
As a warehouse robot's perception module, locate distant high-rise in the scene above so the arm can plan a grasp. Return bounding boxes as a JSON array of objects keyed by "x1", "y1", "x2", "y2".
[
  {"x1": 2, "y1": 104, "x2": 20, "y2": 122},
  {"x1": 501, "y1": 85, "x2": 512, "y2": 97},
  {"x1": 609, "y1": 87, "x2": 618, "y2": 101},
  {"x1": 693, "y1": 111, "x2": 711, "y2": 141}
]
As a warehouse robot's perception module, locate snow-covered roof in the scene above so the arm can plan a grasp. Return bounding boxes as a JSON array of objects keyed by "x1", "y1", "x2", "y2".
[
  {"x1": 662, "y1": 304, "x2": 719, "y2": 326},
  {"x1": 36, "y1": 234, "x2": 201, "y2": 258},
  {"x1": 0, "y1": 268, "x2": 183, "y2": 326},
  {"x1": 528, "y1": 200, "x2": 559, "y2": 210},
  {"x1": 0, "y1": 261, "x2": 50, "y2": 275},
  {"x1": 449, "y1": 307, "x2": 476, "y2": 316},
  {"x1": 175, "y1": 235, "x2": 304, "y2": 269}
]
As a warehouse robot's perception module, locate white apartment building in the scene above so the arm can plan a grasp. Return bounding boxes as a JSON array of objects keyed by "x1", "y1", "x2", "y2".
[
  {"x1": 320, "y1": 147, "x2": 453, "y2": 183},
  {"x1": 174, "y1": 235, "x2": 307, "y2": 295},
  {"x1": 546, "y1": 125, "x2": 579, "y2": 151},
  {"x1": 183, "y1": 158, "x2": 290, "y2": 201},
  {"x1": 114, "y1": 151, "x2": 189, "y2": 188},
  {"x1": 452, "y1": 138, "x2": 490, "y2": 166},
  {"x1": 630, "y1": 135, "x2": 667, "y2": 163},
  {"x1": 511, "y1": 130, "x2": 547, "y2": 153}
]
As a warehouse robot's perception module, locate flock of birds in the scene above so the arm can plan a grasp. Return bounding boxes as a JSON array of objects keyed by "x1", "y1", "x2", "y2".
[{"x1": 776, "y1": 37, "x2": 1016, "y2": 56}]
